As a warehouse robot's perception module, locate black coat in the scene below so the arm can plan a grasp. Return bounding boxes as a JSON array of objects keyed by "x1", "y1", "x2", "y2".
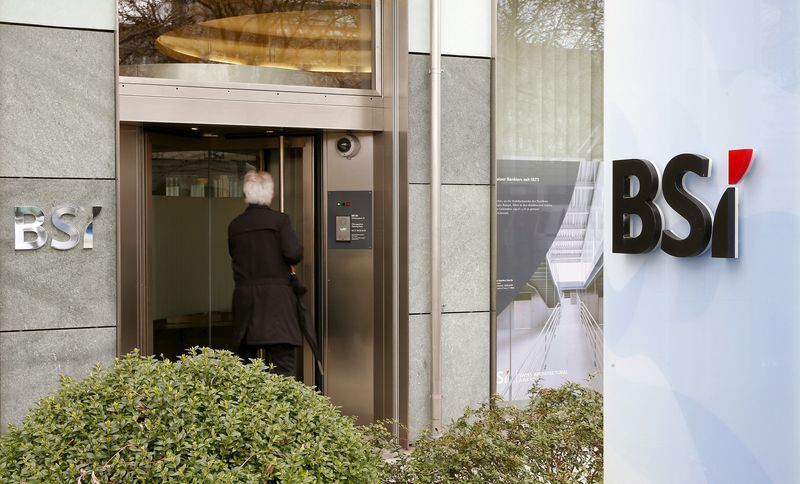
[{"x1": 228, "y1": 204, "x2": 303, "y2": 348}]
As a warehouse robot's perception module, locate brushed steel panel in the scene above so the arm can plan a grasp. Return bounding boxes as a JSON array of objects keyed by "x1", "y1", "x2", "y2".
[
  {"x1": 325, "y1": 132, "x2": 375, "y2": 189},
  {"x1": 326, "y1": 251, "x2": 375, "y2": 424},
  {"x1": 300, "y1": 137, "x2": 316, "y2": 387},
  {"x1": 118, "y1": 125, "x2": 148, "y2": 355},
  {"x1": 324, "y1": 131, "x2": 375, "y2": 425},
  {"x1": 119, "y1": 93, "x2": 383, "y2": 132},
  {"x1": 119, "y1": 81, "x2": 383, "y2": 106},
  {"x1": 385, "y1": 0, "x2": 410, "y2": 444}
]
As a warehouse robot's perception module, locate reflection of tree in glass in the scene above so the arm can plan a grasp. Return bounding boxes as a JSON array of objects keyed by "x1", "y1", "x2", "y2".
[
  {"x1": 498, "y1": 0, "x2": 603, "y2": 50},
  {"x1": 118, "y1": 0, "x2": 372, "y2": 87},
  {"x1": 496, "y1": 0, "x2": 603, "y2": 161}
]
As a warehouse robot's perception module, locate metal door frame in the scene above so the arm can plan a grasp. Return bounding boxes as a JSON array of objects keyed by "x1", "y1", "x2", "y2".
[
  {"x1": 269, "y1": 135, "x2": 317, "y2": 387},
  {"x1": 120, "y1": 129, "x2": 318, "y2": 384},
  {"x1": 117, "y1": 0, "x2": 408, "y2": 439}
]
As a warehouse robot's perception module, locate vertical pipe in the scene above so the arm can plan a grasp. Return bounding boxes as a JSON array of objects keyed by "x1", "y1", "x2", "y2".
[
  {"x1": 279, "y1": 135, "x2": 285, "y2": 211},
  {"x1": 430, "y1": 0, "x2": 443, "y2": 434},
  {"x1": 489, "y1": 0, "x2": 499, "y2": 399},
  {"x1": 276, "y1": 137, "x2": 286, "y2": 377},
  {"x1": 392, "y1": 0, "x2": 402, "y2": 439}
]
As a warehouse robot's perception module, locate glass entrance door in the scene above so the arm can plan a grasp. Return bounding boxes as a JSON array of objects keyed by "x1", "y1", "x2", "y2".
[{"x1": 149, "y1": 134, "x2": 316, "y2": 379}]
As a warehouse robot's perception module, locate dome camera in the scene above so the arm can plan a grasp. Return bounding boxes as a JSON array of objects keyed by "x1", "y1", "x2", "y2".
[{"x1": 335, "y1": 135, "x2": 360, "y2": 159}]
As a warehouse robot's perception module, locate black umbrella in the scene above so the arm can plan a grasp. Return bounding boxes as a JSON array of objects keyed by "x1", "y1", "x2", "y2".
[{"x1": 289, "y1": 273, "x2": 324, "y2": 375}]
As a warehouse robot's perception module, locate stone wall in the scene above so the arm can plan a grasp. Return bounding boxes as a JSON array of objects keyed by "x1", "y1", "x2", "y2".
[
  {"x1": 406, "y1": 53, "x2": 492, "y2": 440},
  {"x1": 0, "y1": 1, "x2": 117, "y2": 430}
]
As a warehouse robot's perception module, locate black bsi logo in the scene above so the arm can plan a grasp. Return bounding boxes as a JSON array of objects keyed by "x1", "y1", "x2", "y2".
[{"x1": 612, "y1": 149, "x2": 755, "y2": 259}]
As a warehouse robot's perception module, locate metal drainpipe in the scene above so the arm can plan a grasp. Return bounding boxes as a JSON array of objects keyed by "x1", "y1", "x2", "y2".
[{"x1": 430, "y1": 0, "x2": 443, "y2": 435}]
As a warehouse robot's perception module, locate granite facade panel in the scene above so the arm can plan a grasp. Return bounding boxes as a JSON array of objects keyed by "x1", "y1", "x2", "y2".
[
  {"x1": 407, "y1": 50, "x2": 493, "y2": 441},
  {"x1": 407, "y1": 312, "x2": 491, "y2": 442},
  {"x1": 408, "y1": 314, "x2": 432, "y2": 442},
  {"x1": 408, "y1": 184, "x2": 491, "y2": 314},
  {"x1": 0, "y1": 327, "x2": 116, "y2": 430},
  {"x1": 408, "y1": 54, "x2": 491, "y2": 185},
  {"x1": 0, "y1": 24, "x2": 115, "y2": 178},
  {"x1": 441, "y1": 312, "x2": 490, "y2": 424},
  {"x1": 0, "y1": 178, "x2": 116, "y2": 331}
]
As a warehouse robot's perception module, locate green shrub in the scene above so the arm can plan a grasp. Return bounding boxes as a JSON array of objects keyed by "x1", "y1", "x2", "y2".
[
  {"x1": 385, "y1": 382, "x2": 603, "y2": 483},
  {"x1": 0, "y1": 348, "x2": 382, "y2": 483}
]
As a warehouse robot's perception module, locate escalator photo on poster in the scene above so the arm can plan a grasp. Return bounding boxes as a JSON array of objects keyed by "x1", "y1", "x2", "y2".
[{"x1": 496, "y1": 159, "x2": 603, "y2": 401}]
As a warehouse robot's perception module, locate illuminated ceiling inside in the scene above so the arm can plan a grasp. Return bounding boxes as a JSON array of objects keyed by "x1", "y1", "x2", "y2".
[{"x1": 154, "y1": 8, "x2": 373, "y2": 74}]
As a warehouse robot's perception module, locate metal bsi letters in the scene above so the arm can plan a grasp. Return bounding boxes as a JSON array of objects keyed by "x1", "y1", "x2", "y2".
[
  {"x1": 14, "y1": 206, "x2": 101, "y2": 250},
  {"x1": 612, "y1": 149, "x2": 755, "y2": 259}
]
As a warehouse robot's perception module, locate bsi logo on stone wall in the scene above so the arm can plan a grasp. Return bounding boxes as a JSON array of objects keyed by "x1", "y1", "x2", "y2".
[
  {"x1": 612, "y1": 149, "x2": 755, "y2": 259},
  {"x1": 14, "y1": 206, "x2": 102, "y2": 250}
]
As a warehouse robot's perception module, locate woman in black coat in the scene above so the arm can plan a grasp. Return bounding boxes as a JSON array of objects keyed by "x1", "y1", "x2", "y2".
[{"x1": 228, "y1": 170, "x2": 303, "y2": 377}]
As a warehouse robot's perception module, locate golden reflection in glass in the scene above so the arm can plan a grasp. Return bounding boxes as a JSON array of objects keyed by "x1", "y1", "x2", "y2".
[{"x1": 119, "y1": 0, "x2": 374, "y2": 89}]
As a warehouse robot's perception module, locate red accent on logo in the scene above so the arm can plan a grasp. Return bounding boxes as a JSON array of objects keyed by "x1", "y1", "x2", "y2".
[{"x1": 728, "y1": 148, "x2": 755, "y2": 185}]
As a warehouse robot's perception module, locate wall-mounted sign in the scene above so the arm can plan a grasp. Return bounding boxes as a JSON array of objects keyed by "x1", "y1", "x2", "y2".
[
  {"x1": 612, "y1": 149, "x2": 755, "y2": 258},
  {"x1": 327, "y1": 191, "x2": 372, "y2": 249},
  {"x1": 14, "y1": 206, "x2": 101, "y2": 250}
]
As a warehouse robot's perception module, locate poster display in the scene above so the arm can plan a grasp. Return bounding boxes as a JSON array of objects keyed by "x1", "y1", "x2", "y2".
[
  {"x1": 494, "y1": 0, "x2": 604, "y2": 402},
  {"x1": 496, "y1": 159, "x2": 604, "y2": 401}
]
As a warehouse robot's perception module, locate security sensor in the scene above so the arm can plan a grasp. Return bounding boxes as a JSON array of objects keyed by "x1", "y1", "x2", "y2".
[{"x1": 335, "y1": 135, "x2": 360, "y2": 159}]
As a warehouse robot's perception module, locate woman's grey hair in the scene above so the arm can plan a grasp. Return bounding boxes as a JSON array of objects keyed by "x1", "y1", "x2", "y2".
[{"x1": 243, "y1": 171, "x2": 274, "y2": 206}]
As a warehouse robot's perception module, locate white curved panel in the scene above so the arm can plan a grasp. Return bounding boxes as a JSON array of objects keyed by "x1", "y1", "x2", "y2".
[
  {"x1": 605, "y1": 1, "x2": 800, "y2": 482},
  {"x1": 409, "y1": 0, "x2": 492, "y2": 58},
  {"x1": 0, "y1": 0, "x2": 116, "y2": 31}
]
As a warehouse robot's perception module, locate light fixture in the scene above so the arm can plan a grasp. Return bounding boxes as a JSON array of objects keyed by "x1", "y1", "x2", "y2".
[
  {"x1": 154, "y1": 6, "x2": 372, "y2": 75},
  {"x1": 190, "y1": 127, "x2": 199, "y2": 131}
]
